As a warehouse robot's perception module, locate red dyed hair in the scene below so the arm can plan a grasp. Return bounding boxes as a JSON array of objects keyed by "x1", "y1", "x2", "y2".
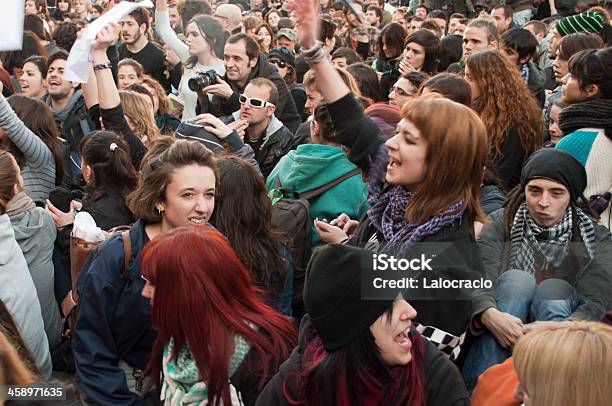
[{"x1": 141, "y1": 226, "x2": 297, "y2": 405}]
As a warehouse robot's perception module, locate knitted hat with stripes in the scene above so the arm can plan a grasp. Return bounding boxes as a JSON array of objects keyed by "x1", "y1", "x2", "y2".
[{"x1": 556, "y1": 12, "x2": 606, "y2": 37}]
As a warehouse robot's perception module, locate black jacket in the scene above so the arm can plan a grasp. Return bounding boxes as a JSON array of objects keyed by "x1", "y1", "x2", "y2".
[
  {"x1": 526, "y1": 61, "x2": 546, "y2": 109},
  {"x1": 255, "y1": 316, "x2": 470, "y2": 406},
  {"x1": 206, "y1": 53, "x2": 301, "y2": 134}
]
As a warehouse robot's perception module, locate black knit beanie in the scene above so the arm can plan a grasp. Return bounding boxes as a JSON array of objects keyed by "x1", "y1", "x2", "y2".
[
  {"x1": 520, "y1": 149, "x2": 587, "y2": 203},
  {"x1": 304, "y1": 244, "x2": 395, "y2": 352}
]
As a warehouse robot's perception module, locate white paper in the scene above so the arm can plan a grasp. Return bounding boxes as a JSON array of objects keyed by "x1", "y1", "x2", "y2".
[
  {"x1": 64, "y1": 0, "x2": 154, "y2": 83},
  {"x1": 72, "y1": 212, "x2": 107, "y2": 243},
  {"x1": 0, "y1": 0, "x2": 25, "y2": 51}
]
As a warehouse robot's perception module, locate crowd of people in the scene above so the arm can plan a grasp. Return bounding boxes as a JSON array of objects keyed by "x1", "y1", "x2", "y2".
[{"x1": 0, "y1": 0, "x2": 611, "y2": 404}]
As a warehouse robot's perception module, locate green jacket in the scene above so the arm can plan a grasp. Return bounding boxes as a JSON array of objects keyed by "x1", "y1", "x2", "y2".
[{"x1": 266, "y1": 144, "x2": 368, "y2": 249}]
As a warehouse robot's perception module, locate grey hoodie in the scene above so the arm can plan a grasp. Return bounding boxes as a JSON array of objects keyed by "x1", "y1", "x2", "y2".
[
  {"x1": 7, "y1": 195, "x2": 62, "y2": 350},
  {"x1": 0, "y1": 214, "x2": 52, "y2": 378}
]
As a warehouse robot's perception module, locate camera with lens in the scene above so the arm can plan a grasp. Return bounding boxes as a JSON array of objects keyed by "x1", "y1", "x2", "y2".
[{"x1": 188, "y1": 70, "x2": 218, "y2": 92}]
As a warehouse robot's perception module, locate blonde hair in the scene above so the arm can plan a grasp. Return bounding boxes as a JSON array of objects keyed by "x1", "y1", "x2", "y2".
[
  {"x1": 303, "y1": 67, "x2": 362, "y2": 97},
  {"x1": 401, "y1": 95, "x2": 488, "y2": 225},
  {"x1": 513, "y1": 320, "x2": 612, "y2": 406},
  {"x1": 120, "y1": 90, "x2": 161, "y2": 144}
]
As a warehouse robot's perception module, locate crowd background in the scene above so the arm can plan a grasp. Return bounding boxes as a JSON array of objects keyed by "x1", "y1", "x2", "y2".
[{"x1": 0, "y1": 0, "x2": 611, "y2": 405}]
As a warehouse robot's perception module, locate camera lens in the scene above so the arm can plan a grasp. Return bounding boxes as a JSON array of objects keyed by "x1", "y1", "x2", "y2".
[{"x1": 187, "y1": 70, "x2": 217, "y2": 92}]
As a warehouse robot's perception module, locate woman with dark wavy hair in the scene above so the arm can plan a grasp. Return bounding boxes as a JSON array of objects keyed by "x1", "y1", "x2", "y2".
[
  {"x1": 465, "y1": 50, "x2": 542, "y2": 189},
  {"x1": 373, "y1": 23, "x2": 408, "y2": 75},
  {"x1": 141, "y1": 226, "x2": 297, "y2": 405},
  {"x1": 211, "y1": 155, "x2": 293, "y2": 315},
  {"x1": 401, "y1": 29, "x2": 440, "y2": 76}
]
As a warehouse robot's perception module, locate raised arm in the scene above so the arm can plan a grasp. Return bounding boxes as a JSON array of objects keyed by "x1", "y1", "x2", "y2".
[
  {"x1": 288, "y1": 0, "x2": 348, "y2": 104},
  {"x1": 155, "y1": 0, "x2": 190, "y2": 61},
  {"x1": 91, "y1": 23, "x2": 146, "y2": 167},
  {"x1": 0, "y1": 91, "x2": 53, "y2": 169}
]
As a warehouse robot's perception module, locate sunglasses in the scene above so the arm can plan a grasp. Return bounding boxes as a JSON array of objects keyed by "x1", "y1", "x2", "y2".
[
  {"x1": 239, "y1": 94, "x2": 274, "y2": 108},
  {"x1": 269, "y1": 58, "x2": 287, "y2": 68}
]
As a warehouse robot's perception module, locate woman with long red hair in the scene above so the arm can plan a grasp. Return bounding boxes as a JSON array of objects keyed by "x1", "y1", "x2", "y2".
[{"x1": 141, "y1": 226, "x2": 297, "y2": 405}]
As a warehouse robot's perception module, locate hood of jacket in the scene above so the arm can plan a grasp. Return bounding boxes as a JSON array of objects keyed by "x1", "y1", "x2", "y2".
[
  {"x1": 7, "y1": 206, "x2": 56, "y2": 245},
  {"x1": 0, "y1": 215, "x2": 19, "y2": 266},
  {"x1": 271, "y1": 144, "x2": 360, "y2": 192}
]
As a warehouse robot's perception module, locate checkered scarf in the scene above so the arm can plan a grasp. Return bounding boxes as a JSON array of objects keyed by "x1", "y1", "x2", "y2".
[
  {"x1": 368, "y1": 185, "x2": 465, "y2": 252},
  {"x1": 509, "y1": 202, "x2": 596, "y2": 273}
]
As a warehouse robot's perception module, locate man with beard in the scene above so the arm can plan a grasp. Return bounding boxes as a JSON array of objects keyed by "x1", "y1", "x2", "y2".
[
  {"x1": 43, "y1": 50, "x2": 94, "y2": 179},
  {"x1": 118, "y1": 7, "x2": 168, "y2": 91}
]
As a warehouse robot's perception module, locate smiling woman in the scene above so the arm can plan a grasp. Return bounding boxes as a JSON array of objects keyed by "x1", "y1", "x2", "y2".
[
  {"x1": 73, "y1": 139, "x2": 221, "y2": 404},
  {"x1": 18, "y1": 55, "x2": 47, "y2": 100}
]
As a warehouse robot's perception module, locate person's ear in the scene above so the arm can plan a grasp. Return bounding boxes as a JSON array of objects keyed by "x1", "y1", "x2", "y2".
[
  {"x1": 491, "y1": 40, "x2": 499, "y2": 49},
  {"x1": 267, "y1": 104, "x2": 276, "y2": 117},
  {"x1": 584, "y1": 83, "x2": 600, "y2": 99},
  {"x1": 249, "y1": 57, "x2": 258, "y2": 69},
  {"x1": 140, "y1": 23, "x2": 147, "y2": 35}
]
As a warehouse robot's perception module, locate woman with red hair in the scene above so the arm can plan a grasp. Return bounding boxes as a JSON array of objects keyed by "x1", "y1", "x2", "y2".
[{"x1": 141, "y1": 226, "x2": 297, "y2": 405}]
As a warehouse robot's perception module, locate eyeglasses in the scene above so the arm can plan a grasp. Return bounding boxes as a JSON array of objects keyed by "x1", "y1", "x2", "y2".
[
  {"x1": 239, "y1": 94, "x2": 274, "y2": 108},
  {"x1": 269, "y1": 58, "x2": 287, "y2": 69}
]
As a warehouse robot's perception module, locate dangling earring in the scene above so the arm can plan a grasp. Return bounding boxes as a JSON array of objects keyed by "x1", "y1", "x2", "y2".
[{"x1": 157, "y1": 207, "x2": 164, "y2": 216}]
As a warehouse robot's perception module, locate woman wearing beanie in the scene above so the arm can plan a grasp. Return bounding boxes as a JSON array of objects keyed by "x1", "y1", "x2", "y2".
[
  {"x1": 556, "y1": 47, "x2": 612, "y2": 230},
  {"x1": 288, "y1": 0, "x2": 488, "y2": 362},
  {"x1": 256, "y1": 244, "x2": 470, "y2": 405},
  {"x1": 141, "y1": 226, "x2": 296, "y2": 405},
  {"x1": 462, "y1": 148, "x2": 612, "y2": 391}
]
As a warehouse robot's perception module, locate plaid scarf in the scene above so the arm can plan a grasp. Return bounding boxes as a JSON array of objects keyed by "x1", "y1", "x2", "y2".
[
  {"x1": 368, "y1": 185, "x2": 465, "y2": 252},
  {"x1": 509, "y1": 202, "x2": 596, "y2": 273}
]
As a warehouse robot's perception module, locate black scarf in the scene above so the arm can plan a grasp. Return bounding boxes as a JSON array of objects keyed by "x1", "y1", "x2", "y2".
[{"x1": 558, "y1": 99, "x2": 612, "y2": 140}]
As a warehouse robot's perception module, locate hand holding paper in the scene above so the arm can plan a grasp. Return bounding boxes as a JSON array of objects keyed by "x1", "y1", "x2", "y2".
[{"x1": 64, "y1": 0, "x2": 154, "y2": 83}]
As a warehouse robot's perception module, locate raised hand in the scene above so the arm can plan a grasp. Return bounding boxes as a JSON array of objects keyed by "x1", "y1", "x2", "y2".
[
  {"x1": 284, "y1": 0, "x2": 319, "y2": 49},
  {"x1": 92, "y1": 23, "x2": 120, "y2": 52}
]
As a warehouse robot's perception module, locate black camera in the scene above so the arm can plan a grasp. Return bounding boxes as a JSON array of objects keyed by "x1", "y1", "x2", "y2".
[{"x1": 188, "y1": 70, "x2": 218, "y2": 92}]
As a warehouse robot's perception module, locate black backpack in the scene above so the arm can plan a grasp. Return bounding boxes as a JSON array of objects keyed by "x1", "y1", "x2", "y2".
[{"x1": 269, "y1": 168, "x2": 360, "y2": 319}]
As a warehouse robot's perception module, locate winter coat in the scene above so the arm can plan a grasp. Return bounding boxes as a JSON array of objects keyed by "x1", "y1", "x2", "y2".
[
  {"x1": 73, "y1": 219, "x2": 156, "y2": 406},
  {"x1": 526, "y1": 61, "x2": 546, "y2": 109},
  {"x1": 7, "y1": 200, "x2": 62, "y2": 350},
  {"x1": 0, "y1": 214, "x2": 52, "y2": 378},
  {"x1": 471, "y1": 208, "x2": 612, "y2": 333},
  {"x1": 266, "y1": 144, "x2": 368, "y2": 249},
  {"x1": 255, "y1": 316, "x2": 470, "y2": 406}
]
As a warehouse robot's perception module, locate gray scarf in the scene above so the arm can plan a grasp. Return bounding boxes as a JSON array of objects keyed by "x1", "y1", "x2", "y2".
[
  {"x1": 5, "y1": 191, "x2": 36, "y2": 217},
  {"x1": 44, "y1": 89, "x2": 83, "y2": 123}
]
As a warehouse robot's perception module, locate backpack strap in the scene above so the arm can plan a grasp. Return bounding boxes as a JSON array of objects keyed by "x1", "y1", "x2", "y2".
[
  {"x1": 299, "y1": 168, "x2": 361, "y2": 201},
  {"x1": 121, "y1": 230, "x2": 132, "y2": 281}
]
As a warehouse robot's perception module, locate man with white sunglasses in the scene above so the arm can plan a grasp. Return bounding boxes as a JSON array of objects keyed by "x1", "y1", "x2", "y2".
[
  {"x1": 194, "y1": 77, "x2": 294, "y2": 178},
  {"x1": 232, "y1": 78, "x2": 294, "y2": 177}
]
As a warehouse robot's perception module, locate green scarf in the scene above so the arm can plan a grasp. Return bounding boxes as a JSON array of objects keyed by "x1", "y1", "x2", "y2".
[{"x1": 161, "y1": 335, "x2": 252, "y2": 405}]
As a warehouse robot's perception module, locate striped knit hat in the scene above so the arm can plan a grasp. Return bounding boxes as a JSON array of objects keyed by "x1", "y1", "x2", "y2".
[{"x1": 556, "y1": 12, "x2": 606, "y2": 37}]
